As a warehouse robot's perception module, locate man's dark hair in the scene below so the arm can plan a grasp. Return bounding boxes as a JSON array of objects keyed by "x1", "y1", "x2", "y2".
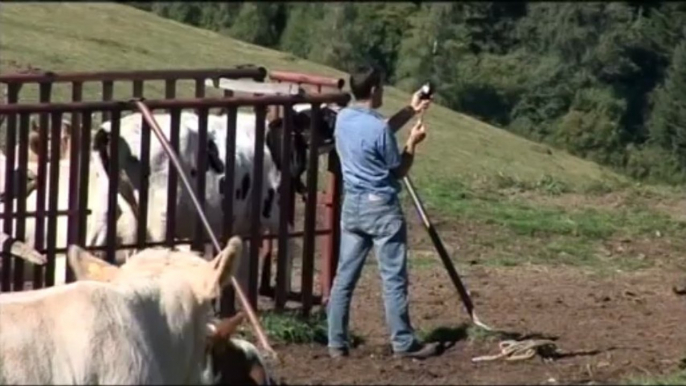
[{"x1": 349, "y1": 66, "x2": 383, "y2": 101}]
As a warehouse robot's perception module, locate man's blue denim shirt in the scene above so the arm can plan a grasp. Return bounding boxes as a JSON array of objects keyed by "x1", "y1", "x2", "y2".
[{"x1": 334, "y1": 105, "x2": 402, "y2": 196}]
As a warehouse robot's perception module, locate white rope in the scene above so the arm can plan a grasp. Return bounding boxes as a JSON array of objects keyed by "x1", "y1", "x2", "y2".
[{"x1": 471, "y1": 339, "x2": 558, "y2": 363}]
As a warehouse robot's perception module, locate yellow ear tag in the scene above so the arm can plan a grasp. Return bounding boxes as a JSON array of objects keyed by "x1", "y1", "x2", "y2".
[{"x1": 87, "y1": 263, "x2": 102, "y2": 278}]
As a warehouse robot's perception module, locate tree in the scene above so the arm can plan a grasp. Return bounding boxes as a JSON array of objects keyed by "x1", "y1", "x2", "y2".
[
  {"x1": 647, "y1": 39, "x2": 686, "y2": 167},
  {"x1": 228, "y1": 3, "x2": 287, "y2": 48}
]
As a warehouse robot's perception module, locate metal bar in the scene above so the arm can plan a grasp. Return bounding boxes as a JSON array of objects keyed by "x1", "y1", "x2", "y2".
[
  {"x1": 193, "y1": 83, "x2": 206, "y2": 251},
  {"x1": 105, "y1": 109, "x2": 120, "y2": 264},
  {"x1": 192, "y1": 107, "x2": 209, "y2": 252},
  {"x1": 32, "y1": 82, "x2": 52, "y2": 289},
  {"x1": 195, "y1": 78, "x2": 206, "y2": 99},
  {"x1": 1, "y1": 85, "x2": 18, "y2": 292},
  {"x1": 136, "y1": 117, "x2": 151, "y2": 249},
  {"x1": 275, "y1": 106, "x2": 294, "y2": 310},
  {"x1": 76, "y1": 111, "x2": 92, "y2": 247},
  {"x1": 259, "y1": 286, "x2": 323, "y2": 305},
  {"x1": 206, "y1": 78, "x2": 302, "y2": 96},
  {"x1": 0, "y1": 93, "x2": 352, "y2": 113},
  {"x1": 269, "y1": 70, "x2": 345, "y2": 89},
  {"x1": 301, "y1": 105, "x2": 322, "y2": 316},
  {"x1": 132, "y1": 80, "x2": 144, "y2": 99},
  {"x1": 71, "y1": 82, "x2": 83, "y2": 133},
  {"x1": 66, "y1": 84, "x2": 83, "y2": 284},
  {"x1": 45, "y1": 112, "x2": 63, "y2": 287},
  {"x1": 0, "y1": 209, "x2": 91, "y2": 220},
  {"x1": 101, "y1": 81, "x2": 114, "y2": 123},
  {"x1": 222, "y1": 108, "x2": 237, "y2": 240},
  {"x1": 0, "y1": 68, "x2": 267, "y2": 83},
  {"x1": 165, "y1": 80, "x2": 176, "y2": 100},
  {"x1": 248, "y1": 106, "x2": 267, "y2": 309},
  {"x1": 162, "y1": 80, "x2": 177, "y2": 246},
  {"x1": 12, "y1": 112, "x2": 31, "y2": 291},
  {"x1": 165, "y1": 108, "x2": 180, "y2": 247},
  {"x1": 220, "y1": 107, "x2": 237, "y2": 317},
  {"x1": 321, "y1": 151, "x2": 342, "y2": 304},
  {"x1": 133, "y1": 100, "x2": 276, "y2": 358}
]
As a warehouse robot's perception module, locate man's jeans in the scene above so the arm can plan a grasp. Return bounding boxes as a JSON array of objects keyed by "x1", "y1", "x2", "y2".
[{"x1": 327, "y1": 191, "x2": 417, "y2": 353}]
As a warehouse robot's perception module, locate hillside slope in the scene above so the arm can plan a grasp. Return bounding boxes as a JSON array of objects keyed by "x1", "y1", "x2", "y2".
[{"x1": 0, "y1": 2, "x2": 622, "y2": 187}]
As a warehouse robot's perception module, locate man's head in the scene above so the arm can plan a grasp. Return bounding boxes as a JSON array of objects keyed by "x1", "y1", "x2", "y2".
[{"x1": 349, "y1": 66, "x2": 384, "y2": 109}]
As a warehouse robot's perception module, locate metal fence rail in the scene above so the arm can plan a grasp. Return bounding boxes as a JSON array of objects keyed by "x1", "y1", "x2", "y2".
[{"x1": 0, "y1": 67, "x2": 349, "y2": 318}]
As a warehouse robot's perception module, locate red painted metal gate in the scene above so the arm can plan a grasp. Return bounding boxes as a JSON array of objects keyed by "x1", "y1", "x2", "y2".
[{"x1": 0, "y1": 67, "x2": 349, "y2": 319}]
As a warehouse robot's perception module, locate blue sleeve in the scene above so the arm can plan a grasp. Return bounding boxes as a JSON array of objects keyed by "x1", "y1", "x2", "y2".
[{"x1": 377, "y1": 123, "x2": 401, "y2": 170}]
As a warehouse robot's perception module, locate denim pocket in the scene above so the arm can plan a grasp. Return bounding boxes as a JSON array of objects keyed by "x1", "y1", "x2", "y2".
[{"x1": 360, "y1": 193, "x2": 404, "y2": 237}]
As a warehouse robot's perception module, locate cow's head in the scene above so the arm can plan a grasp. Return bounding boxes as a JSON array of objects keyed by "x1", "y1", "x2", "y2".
[
  {"x1": 205, "y1": 312, "x2": 276, "y2": 385},
  {"x1": 264, "y1": 104, "x2": 339, "y2": 199},
  {"x1": 27, "y1": 118, "x2": 75, "y2": 162}
]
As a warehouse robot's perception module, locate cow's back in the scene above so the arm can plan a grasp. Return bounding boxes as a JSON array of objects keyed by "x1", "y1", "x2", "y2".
[{"x1": 0, "y1": 282, "x2": 162, "y2": 384}]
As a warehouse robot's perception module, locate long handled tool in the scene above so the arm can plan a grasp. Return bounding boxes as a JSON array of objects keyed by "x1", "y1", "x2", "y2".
[{"x1": 403, "y1": 174, "x2": 493, "y2": 331}]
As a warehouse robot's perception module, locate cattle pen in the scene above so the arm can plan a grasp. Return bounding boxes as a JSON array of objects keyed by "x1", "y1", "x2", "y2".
[{"x1": 0, "y1": 67, "x2": 350, "y2": 323}]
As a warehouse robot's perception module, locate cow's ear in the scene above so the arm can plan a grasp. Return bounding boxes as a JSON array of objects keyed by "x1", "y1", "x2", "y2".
[
  {"x1": 28, "y1": 131, "x2": 43, "y2": 157},
  {"x1": 67, "y1": 245, "x2": 120, "y2": 282},
  {"x1": 205, "y1": 236, "x2": 243, "y2": 298}
]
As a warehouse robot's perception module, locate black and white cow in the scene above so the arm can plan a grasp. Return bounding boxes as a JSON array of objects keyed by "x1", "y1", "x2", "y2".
[{"x1": 94, "y1": 105, "x2": 337, "y2": 289}]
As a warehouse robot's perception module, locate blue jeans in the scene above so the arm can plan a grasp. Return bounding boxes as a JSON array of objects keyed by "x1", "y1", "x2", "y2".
[{"x1": 327, "y1": 191, "x2": 418, "y2": 353}]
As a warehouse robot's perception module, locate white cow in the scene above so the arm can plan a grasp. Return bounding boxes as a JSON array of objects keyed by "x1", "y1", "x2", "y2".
[
  {"x1": 98, "y1": 111, "x2": 285, "y2": 292},
  {"x1": 0, "y1": 236, "x2": 243, "y2": 384}
]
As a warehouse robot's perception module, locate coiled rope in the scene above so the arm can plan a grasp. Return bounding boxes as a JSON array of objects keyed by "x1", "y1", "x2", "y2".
[{"x1": 471, "y1": 339, "x2": 558, "y2": 362}]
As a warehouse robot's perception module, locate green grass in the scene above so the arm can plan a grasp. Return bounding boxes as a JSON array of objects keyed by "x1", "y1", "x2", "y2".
[
  {"x1": 625, "y1": 370, "x2": 686, "y2": 385},
  {"x1": 425, "y1": 180, "x2": 684, "y2": 239},
  {"x1": 0, "y1": 2, "x2": 621, "y2": 188},
  {"x1": 237, "y1": 309, "x2": 363, "y2": 346},
  {"x1": 402, "y1": 176, "x2": 686, "y2": 271}
]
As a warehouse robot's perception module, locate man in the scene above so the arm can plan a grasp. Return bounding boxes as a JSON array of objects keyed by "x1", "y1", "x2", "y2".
[{"x1": 327, "y1": 66, "x2": 439, "y2": 359}]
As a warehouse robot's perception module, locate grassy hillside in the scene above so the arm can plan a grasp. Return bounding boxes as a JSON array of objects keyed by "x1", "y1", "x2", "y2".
[
  {"x1": 5, "y1": 3, "x2": 686, "y2": 275},
  {"x1": 0, "y1": 2, "x2": 621, "y2": 189}
]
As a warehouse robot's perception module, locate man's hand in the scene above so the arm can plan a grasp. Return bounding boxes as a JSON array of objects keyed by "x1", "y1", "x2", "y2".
[
  {"x1": 410, "y1": 89, "x2": 432, "y2": 114},
  {"x1": 408, "y1": 120, "x2": 427, "y2": 147}
]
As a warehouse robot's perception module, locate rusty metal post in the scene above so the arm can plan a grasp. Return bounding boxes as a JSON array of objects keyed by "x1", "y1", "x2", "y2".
[
  {"x1": 12, "y1": 112, "x2": 31, "y2": 290},
  {"x1": 76, "y1": 111, "x2": 93, "y2": 252},
  {"x1": 105, "y1": 109, "x2": 120, "y2": 264},
  {"x1": 66, "y1": 81, "x2": 83, "y2": 284},
  {"x1": 301, "y1": 104, "x2": 322, "y2": 316},
  {"x1": 321, "y1": 151, "x2": 342, "y2": 304},
  {"x1": 220, "y1": 107, "x2": 238, "y2": 317},
  {"x1": 275, "y1": 106, "x2": 294, "y2": 311},
  {"x1": 1, "y1": 86, "x2": 18, "y2": 292},
  {"x1": 101, "y1": 80, "x2": 114, "y2": 123},
  {"x1": 45, "y1": 112, "x2": 64, "y2": 286},
  {"x1": 32, "y1": 82, "x2": 52, "y2": 289},
  {"x1": 248, "y1": 106, "x2": 267, "y2": 309},
  {"x1": 165, "y1": 108, "x2": 181, "y2": 248}
]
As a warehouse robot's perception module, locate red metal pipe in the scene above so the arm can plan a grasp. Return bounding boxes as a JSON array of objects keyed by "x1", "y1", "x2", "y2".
[
  {"x1": 269, "y1": 70, "x2": 345, "y2": 89},
  {"x1": 0, "y1": 93, "x2": 351, "y2": 113},
  {"x1": 0, "y1": 68, "x2": 267, "y2": 83}
]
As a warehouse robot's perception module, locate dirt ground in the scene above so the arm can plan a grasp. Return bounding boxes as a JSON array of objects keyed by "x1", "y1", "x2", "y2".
[{"x1": 265, "y1": 211, "x2": 686, "y2": 385}]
